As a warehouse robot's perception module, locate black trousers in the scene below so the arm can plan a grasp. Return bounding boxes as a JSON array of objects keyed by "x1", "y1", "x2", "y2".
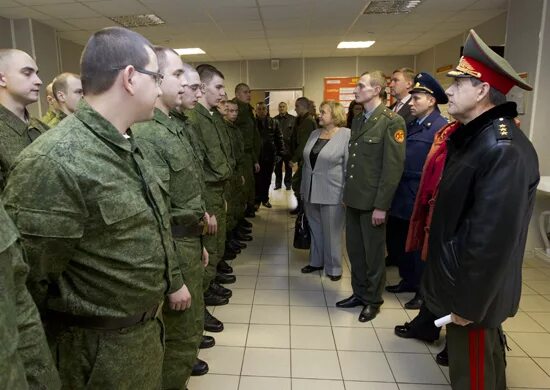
[
  {"x1": 386, "y1": 215, "x2": 425, "y2": 290},
  {"x1": 255, "y1": 158, "x2": 275, "y2": 203},
  {"x1": 274, "y1": 157, "x2": 292, "y2": 188}
]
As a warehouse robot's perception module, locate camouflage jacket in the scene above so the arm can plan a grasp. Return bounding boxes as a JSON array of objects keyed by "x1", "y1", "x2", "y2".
[
  {"x1": 0, "y1": 202, "x2": 60, "y2": 389},
  {"x1": 234, "y1": 100, "x2": 261, "y2": 161},
  {"x1": 0, "y1": 104, "x2": 49, "y2": 192},
  {"x1": 225, "y1": 119, "x2": 245, "y2": 175},
  {"x1": 45, "y1": 110, "x2": 67, "y2": 128},
  {"x1": 186, "y1": 103, "x2": 233, "y2": 185},
  {"x1": 133, "y1": 108, "x2": 206, "y2": 236},
  {"x1": 2, "y1": 99, "x2": 183, "y2": 318}
]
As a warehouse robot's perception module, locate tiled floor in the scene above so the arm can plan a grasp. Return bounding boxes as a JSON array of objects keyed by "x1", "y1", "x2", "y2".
[{"x1": 189, "y1": 186, "x2": 550, "y2": 390}]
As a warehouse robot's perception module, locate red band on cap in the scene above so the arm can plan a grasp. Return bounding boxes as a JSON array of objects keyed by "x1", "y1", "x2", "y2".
[{"x1": 463, "y1": 56, "x2": 515, "y2": 94}]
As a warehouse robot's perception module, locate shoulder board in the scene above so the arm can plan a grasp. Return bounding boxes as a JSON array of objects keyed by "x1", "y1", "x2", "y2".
[
  {"x1": 492, "y1": 117, "x2": 514, "y2": 141},
  {"x1": 381, "y1": 108, "x2": 395, "y2": 119}
]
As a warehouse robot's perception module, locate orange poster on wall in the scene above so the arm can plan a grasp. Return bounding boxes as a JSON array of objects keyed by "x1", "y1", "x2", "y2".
[{"x1": 323, "y1": 77, "x2": 359, "y2": 108}]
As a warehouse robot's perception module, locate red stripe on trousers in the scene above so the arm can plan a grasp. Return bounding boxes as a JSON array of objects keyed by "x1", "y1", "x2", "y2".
[{"x1": 469, "y1": 328, "x2": 485, "y2": 390}]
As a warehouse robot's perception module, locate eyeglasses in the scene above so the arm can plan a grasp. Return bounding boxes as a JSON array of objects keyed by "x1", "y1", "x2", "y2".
[{"x1": 111, "y1": 66, "x2": 164, "y2": 86}]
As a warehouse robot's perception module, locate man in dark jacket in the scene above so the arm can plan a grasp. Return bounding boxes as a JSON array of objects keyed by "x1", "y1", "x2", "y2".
[
  {"x1": 273, "y1": 102, "x2": 295, "y2": 190},
  {"x1": 422, "y1": 30, "x2": 539, "y2": 389},
  {"x1": 385, "y1": 72, "x2": 449, "y2": 310},
  {"x1": 254, "y1": 102, "x2": 284, "y2": 209}
]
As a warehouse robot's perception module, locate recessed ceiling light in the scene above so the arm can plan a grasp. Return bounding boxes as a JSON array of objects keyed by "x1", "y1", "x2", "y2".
[
  {"x1": 174, "y1": 48, "x2": 206, "y2": 55},
  {"x1": 109, "y1": 14, "x2": 165, "y2": 27},
  {"x1": 337, "y1": 41, "x2": 376, "y2": 49},
  {"x1": 364, "y1": 0, "x2": 425, "y2": 14}
]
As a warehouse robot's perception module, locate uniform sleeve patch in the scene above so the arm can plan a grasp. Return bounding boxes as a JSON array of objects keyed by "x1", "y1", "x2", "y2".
[{"x1": 394, "y1": 129, "x2": 405, "y2": 143}]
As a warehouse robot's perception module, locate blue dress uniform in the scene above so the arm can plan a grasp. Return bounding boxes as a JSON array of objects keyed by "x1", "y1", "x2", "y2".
[
  {"x1": 385, "y1": 72, "x2": 449, "y2": 309},
  {"x1": 389, "y1": 111, "x2": 448, "y2": 291}
]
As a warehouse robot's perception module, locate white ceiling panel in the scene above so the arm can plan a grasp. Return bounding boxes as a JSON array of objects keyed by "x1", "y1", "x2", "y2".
[
  {"x1": 32, "y1": 3, "x2": 101, "y2": 19},
  {"x1": 0, "y1": 6, "x2": 49, "y2": 19},
  {"x1": 0, "y1": 0, "x2": 509, "y2": 61}
]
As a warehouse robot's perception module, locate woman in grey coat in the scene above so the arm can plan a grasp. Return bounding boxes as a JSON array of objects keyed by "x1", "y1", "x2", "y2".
[{"x1": 300, "y1": 101, "x2": 351, "y2": 280}]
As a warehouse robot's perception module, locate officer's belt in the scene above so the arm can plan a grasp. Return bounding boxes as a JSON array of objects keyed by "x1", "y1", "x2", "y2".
[
  {"x1": 171, "y1": 222, "x2": 205, "y2": 238},
  {"x1": 45, "y1": 303, "x2": 162, "y2": 330}
]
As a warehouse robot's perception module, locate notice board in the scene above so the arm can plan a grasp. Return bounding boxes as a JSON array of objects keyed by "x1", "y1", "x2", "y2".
[{"x1": 323, "y1": 77, "x2": 359, "y2": 108}]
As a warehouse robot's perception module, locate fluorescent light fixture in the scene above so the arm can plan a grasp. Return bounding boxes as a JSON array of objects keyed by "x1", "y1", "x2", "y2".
[
  {"x1": 175, "y1": 48, "x2": 206, "y2": 55},
  {"x1": 337, "y1": 41, "x2": 375, "y2": 49}
]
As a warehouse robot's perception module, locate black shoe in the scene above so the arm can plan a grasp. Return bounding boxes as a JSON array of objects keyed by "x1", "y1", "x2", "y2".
[
  {"x1": 240, "y1": 219, "x2": 253, "y2": 228},
  {"x1": 222, "y1": 251, "x2": 237, "y2": 261},
  {"x1": 301, "y1": 265, "x2": 323, "y2": 273},
  {"x1": 231, "y1": 239, "x2": 247, "y2": 249},
  {"x1": 191, "y1": 359, "x2": 209, "y2": 376},
  {"x1": 262, "y1": 201, "x2": 272, "y2": 208},
  {"x1": 199, "y1": 335, "x2": 215, "y2": 349},
  {"x1": 234, "y1": 232, "x2": 252, "y2": 241},
  {"x1": 245, "y1": 209, "x2": 256, "y2": 218},
  {"x1": 237, "y1": 225, "x2": 252, "y2": 235},
  {"x1": 215, "y1": 273, "x2": 236, "y2": 285},
  {"x1": 404, "y1": 293, "x2": 423, "y2": 310},
  {"x1": 327, "y1": 274, "x2": 342, "y2": 281},
  {"x1": 436, "y1": 344, "x2": 449, "y2": 366},
  {"x1": 204, "y1": 291, "x2": 229, "y2": 306},
  {"x1": 394, "y1": 322, "x2": 439, "y2": 342},
  {"x1": 204, "y1": 308, "x2": 224, "y2": 332},
  {"x1": 336, "y1": 295, "x2": 364, "y2": 308},
  {"x1": 274, "y1": 184, "x2": 282, "y2": 190},
  {"x1": 385, "y1": 281, "x2": 417, "y2": 293},
  {"x1": 359, "y1": 304, "x2": 380, "y2": 322},
  {"x1": 209, "y1": 282, "x2": 232, "y2": 298},
  {"x1": 217, "y1": 259, "x2": 234, "y2": 274},
  {"x1": 226, "y1": 241, "x2": 241, "y2": 254}
]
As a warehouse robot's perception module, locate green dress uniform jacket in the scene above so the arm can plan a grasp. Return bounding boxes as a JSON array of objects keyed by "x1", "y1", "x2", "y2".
[
  {"x1": 343, "y1": 103, "x2": 407, "y2": 211},
  {"x1": 0, "y1": 104, "x2": 49, "y2": 192},
  {"x1": 0, "y1": 202, "x2": 60, "y2": 390},
  {"x1": 40, "y1": 109, "x2": 56, "y2": 125}
]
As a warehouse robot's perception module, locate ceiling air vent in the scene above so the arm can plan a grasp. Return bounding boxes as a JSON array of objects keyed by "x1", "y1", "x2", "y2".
[
  {"x1": 109, "y1": 14, "x2": 165, "y2": 28},
  {"x1": 363, "y1": 0, "x2": 424, "y2": 14}
]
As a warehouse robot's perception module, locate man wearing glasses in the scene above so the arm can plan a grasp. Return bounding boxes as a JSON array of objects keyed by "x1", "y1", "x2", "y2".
[{"x1": 2, "y1": 27, "x2": 188, "y2": 388}]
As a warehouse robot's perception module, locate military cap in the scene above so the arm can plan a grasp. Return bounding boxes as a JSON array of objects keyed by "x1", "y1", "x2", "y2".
[
  {"x1": 409, "y1": 72, "x2": 448, "y2": 105},
  {"x1": 447, "y1": 29, "x2": 532, "y2": 94}
]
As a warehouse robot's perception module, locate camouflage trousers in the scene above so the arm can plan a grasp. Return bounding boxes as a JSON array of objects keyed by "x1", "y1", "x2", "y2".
[
  {"x1": 203, "y1": 182, "x2": 227, "y2": 291},
  {"x1": 242, "y1": 153, "x2": 256, "y2": 208},
  {"x1": 162, "y1": 237, "x2": 205, "y2": 390},
  {"x1": 50, "y1": 318, "x2": 163, "y2": 389},
  {"x1": 226, "y1": 173, "x2": 246, "y2": 233}
]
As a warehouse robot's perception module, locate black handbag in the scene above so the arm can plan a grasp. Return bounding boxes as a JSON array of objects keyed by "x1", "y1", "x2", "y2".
[{"x1": 293, "y1": 211, "x2": 311, "y2": 249}]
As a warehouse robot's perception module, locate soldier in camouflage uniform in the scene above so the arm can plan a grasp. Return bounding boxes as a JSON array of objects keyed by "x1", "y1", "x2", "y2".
[
  {"x1": 0, "y1": 49, "x2": 49, "y2": 192},
  {"x1": 218, "y1": 97, "x2": 248, "y2": 264},
  {"x1": 47, "y1": 72, "x2": 83, "y2": 127},
  {"x1": 171, "y1": 68, "x2": 226, "y2": 340},
  {"x1": 40, "y1": 82, "x2": 58, "y2": 125},
  {"x1": 0, "y1": 200, "x2": 60, "y2": 389},
  {"x1": 234, "y1": 83, "x2": 261, "y2": 218},
  {"x1": 2, "y1": 27, "x2": 189, "y2": 389},
  {"x1": 186, "y1": 65, "x2": 235, "y2": 307},
  {"x1": 133, "y1": 47, "x2": 212, "y2": 388}
]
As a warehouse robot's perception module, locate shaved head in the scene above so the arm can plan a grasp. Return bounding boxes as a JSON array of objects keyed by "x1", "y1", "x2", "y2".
[{"x1": 0, "y1": 49, "x2": 34, "y2": 71}]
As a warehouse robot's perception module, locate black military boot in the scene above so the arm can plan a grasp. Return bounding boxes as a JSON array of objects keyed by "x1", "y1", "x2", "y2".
[
  {"x1": 204, "y1": 308, "x2": 224, "y2": 332},
  {"x1": 215, "y1": 272, "x2": 236, "y2": 285},
  {"x1": 239, "y1": 218, "x2": 253, "y2": 228},
  {"x1": 217, "y1": 259, "x2": 233, "y2": 274},
  {"x1": 191, "y1": 359, "x2": 209, "y2": 376},
  {"x1": 199, "y1": 335, "x2": 215, "y2": 349},
  {"x1": 209, "y1": 282, "x2": 232, "y2": 298},
  {"x1": 204, "y1": 290, "x2": 228, "y2": 306}
]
